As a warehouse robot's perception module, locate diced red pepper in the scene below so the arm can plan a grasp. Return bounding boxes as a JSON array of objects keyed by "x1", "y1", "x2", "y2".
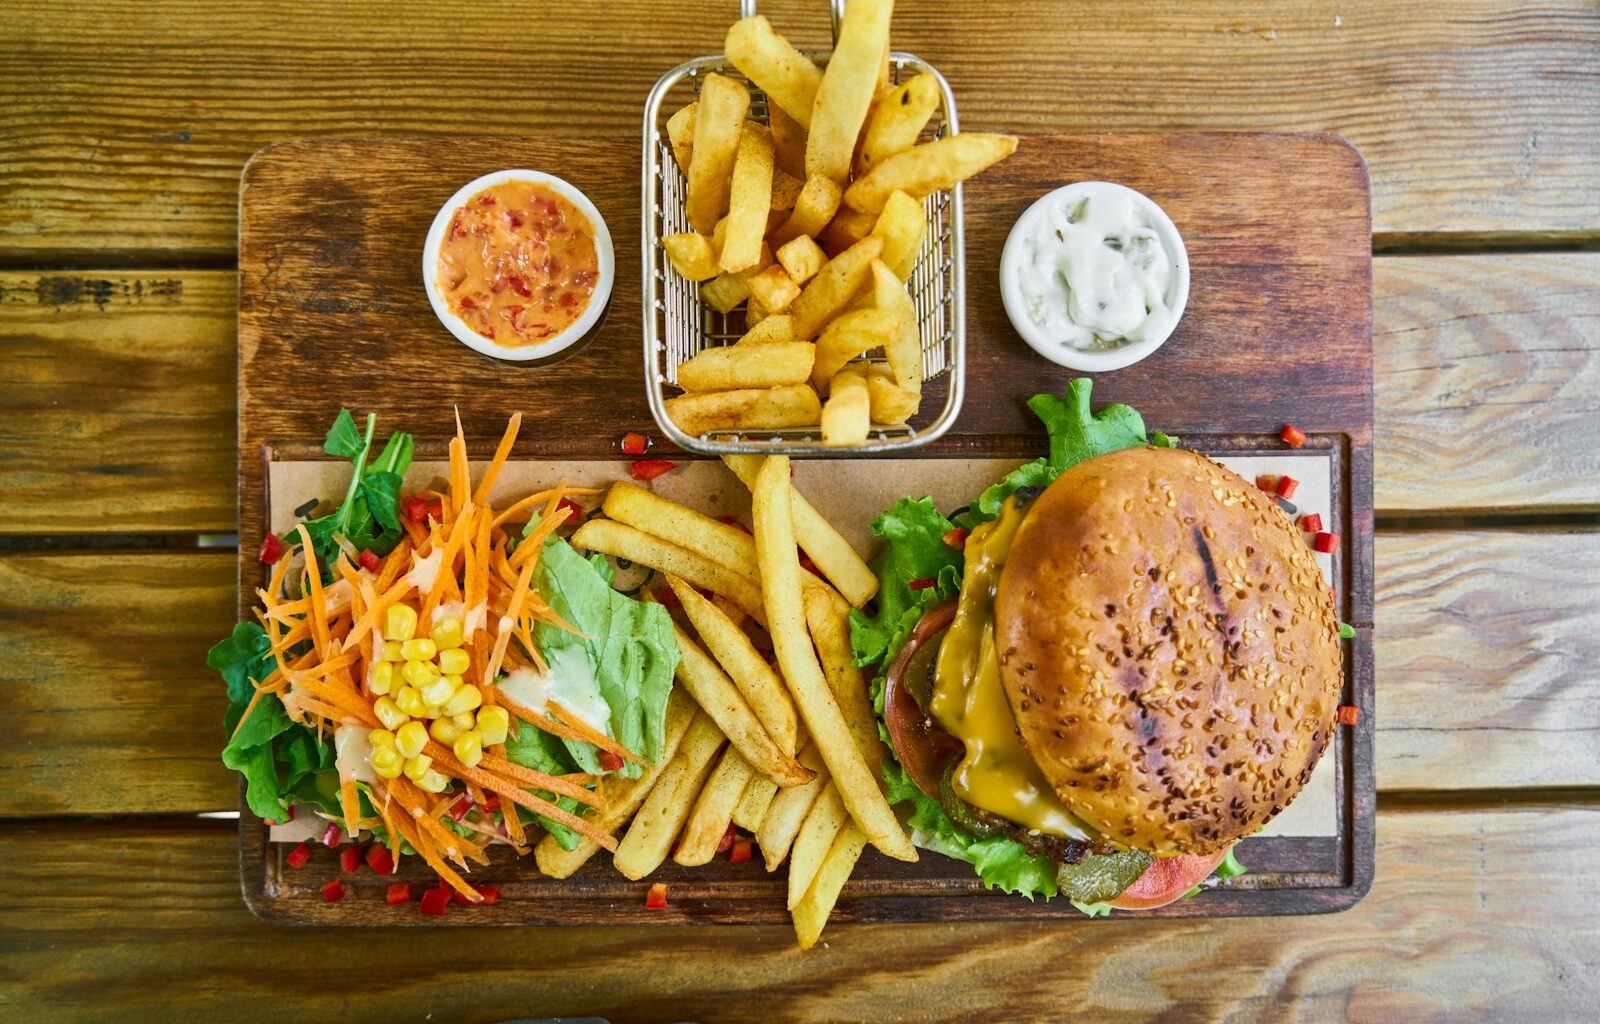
[
  {"x1": 1313, "y1": 532, "x2": 1340, "y2": 554},
  {"x1": 1255, "y1": 474, "x2": 1275, "y2": 492},
  {"x1": 1275, "y1": 475, "x2": 1300, "y2": 500},
  {"x1": 1280, "y1": 424, "x2": 1307, "y2": 448},
  {"x1": 620, "y1": 431, "x2": 651, "y2": 456},
  {"x1": 322, "y1": 879, "x2": 345, "y2": 903},
  {"x1": 555, "y1": 497, "x2": 586, "y2": 525},
  {"x1": 386, "y1": 882, "x2": 413, "y2": 906},
  {"x1": 258, "y1": 532, "x2": 285, "y2": 565},
  {"x1": 478, "y1": 885, "x2": 501, "y2": 905},
  {"x1": 358, "y1": 548, "x2": 381, "y2": 573},
  {"x1": 1336, "y1": 705, "x2": 1359, "y2": 726},
  {"x1": 729, "y1": 838, "x2": 754, "y2": 863},
  {"x1": 716, "y1": 823, "x2": 738, "y2": 854},
  {"x1": 598, "y1": 750, "x2": 625, "y2": 772},
  {"x1": 321, "y1": 822, "x2": 343, "y2": 848},
  {"x1": 653, "y1": 585, "x2": 682, "y2": 609},
  {"x1": 284, "y1": 804, "x2": 296, "y2": 822},
  {"x1": 719, "y1": 515, "x2": 752, "y2": 536},
  {"x1": 645, "y1": 882, "x2": 669, "y2": 909},
  {"x1": 403, "y1": 495, "x2": 443, "y2": 525},
  {"x1": 631, "y1": 459, "x2": 677, "y2": 482},
  {"x1": 365, "y1": 844, "x2": 395, "y2": 876},
  {"x1": 1299, "y1": 512, "x2": 1324, "y2": 533},
  {"x1": 285, "y1": 841, "x2": 312, "y2": 870},
  {"x1": 799, "y1": 553, "x2": 818, "y2": 575},
  {"x1": 943, "y1": 526, "x2": 969, "y2": 549},
  {"x1": 419, "y1": 885, "x2": 451, "y2": 917},
  {"x1": 339, "y1": 845, "x2": 364, "y2": 874},
  {"x1": 478, "y1": 795, "x2": 500, "y2": 814},
  {"x1": 448, "y1": 795, "x2": 473, "y2": 822},
  {"x1": 907, "y1": 577, "x2": 936, "y2": 591}
]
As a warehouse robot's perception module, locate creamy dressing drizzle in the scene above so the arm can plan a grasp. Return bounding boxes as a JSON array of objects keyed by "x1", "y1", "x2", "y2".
[
  {"x1": 497, "y1": 660, "x2": 613, "y2": 737},
  {"x1": 333, "y1": 723, "x2": 377, "y2": 786},
  {"x1": 407, "y1": 547, "x2": 444, "y2": 592}
]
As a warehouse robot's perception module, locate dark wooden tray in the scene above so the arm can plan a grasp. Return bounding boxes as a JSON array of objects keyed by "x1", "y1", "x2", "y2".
[{"x1": 237, "y1": 133, "x2": 1373, "y2": 923}]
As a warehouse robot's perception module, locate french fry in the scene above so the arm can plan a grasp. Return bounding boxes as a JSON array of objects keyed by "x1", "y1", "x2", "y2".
[
  {"x1": 725, "y1": 15, "x2": 823, "y2": 128},
  {"x1": 775, "y1": 234, "x2": 827, "y2": 286},
  {"x1": 857, "y1": 74, "x2": 940, "y2": 172},
  {"x1": 870, "y1": 190, "x2": 926, "y2": 280},
  {"x1": 787, "y1": 783, "x2": 847, "y2": 909},
  {"x1": 668, "y1": 575, "x2": 799, "y2": 755},
  {"x1": 770, "y1": 168, "x2": 804, "y2": 211},
  {"x1": 676, "y1": 340, "x2": 814, "y2": 391},
  {"x1": 663, "y1": 231, "x2": 720, "y2": 282},
  {"x1": 722, "y1": 454, "x2": 879, "y2": 607},
  {"x1": 671, "y1": 624, "x2": 815, "y2": 787},
  {"x1": 700, "y1": 272, "x2": 751, "y2": 314},
  {"x1": 865, "y1": 363, "x2": 921, "y2": 424},
  {"x1": 821, "y1": 366, "x2": 870, "y2": 447},
  {"x1": 768, "y1": 103, "x2": 807, "y2": 180},
  {"x1": 871, "y1": 259, "x2": 922, "y2": 393},
  {"x1": 571, "y1": 518, "x2": 766, "y2": 619},
  {"x1": 666, "y1": 102, "x2": 697, "y2": 172},
  {"x1": 735, "y1": 314, "x2": 797, "y2": 346},
  {"x1": 674, "y1": 746, "x2": 757, "y2": 866},
  {"x1": 755, "y1": 742, "x2": 829, "y2": 870},
  {"x1": 812, "y1": 307, "x2": 898, "y2": 390},
  {"x1": 819, "y1": 205, "x2": 878, "y2": 255},
  {"x1": 844, "y1": 132, "x2": 1019, "y2": 214},
  {"x1": 805, "y1": 0, "x2": 894, "y2": 184},
  {"x1": 746, "y1": 264, "x2": 802, "y2": 313},
  {"x1": 732, "y1": 774, "x2": 780, "y2": 831},
  {"x1": 747, "y1": 294, "x2": 770, "y2": 329},
  {"x1": 771, "y1": 174, "x2": 844, "y2": 248},
  {"x1": 533, "y1": 687, "x2": 698, "y2": 880},
  {"x1": 686, "y1": 73, "x2": 750, "y2": 233},
  {"x1": 721, "y1": 123, "x2": 775, "y2": 273},
  {"x1": 792, "y1": 823, "x2": 867, "y2": 949},
  {"x1": 803, "y1": 584, "x2": 888, "y2": 770},
  {"x1": 789, "y1": 235, "x2": 884, "y2": 340},
  {"x1": 611, "y1": 712, "x2": 727, "y2": 880},
  {"x1": 752, "y1": 455, "x2": 915, "y2": 861},
  {"x1": 602, "y1": 482, "x2": 760, "y2": 584},
  {"x1": 664, "y1": 384, "x2": 822, "y2": 438}
]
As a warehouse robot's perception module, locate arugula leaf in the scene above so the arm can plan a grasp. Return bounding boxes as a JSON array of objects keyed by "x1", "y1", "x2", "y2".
[
  {"x1": 298, "y1": 410, "x2": 415, "y2": 580},
  {"x1": 360, "y1": 470, "x2": 403, "y2": 533},
  {"x1": 323, "y1": 408, "x2": 364, "y2": 459}
]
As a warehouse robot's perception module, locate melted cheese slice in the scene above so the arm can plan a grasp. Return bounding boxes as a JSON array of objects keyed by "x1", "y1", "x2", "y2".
[{"x1": 930, "y1": 498, "x2": 1091, "y2": 841}]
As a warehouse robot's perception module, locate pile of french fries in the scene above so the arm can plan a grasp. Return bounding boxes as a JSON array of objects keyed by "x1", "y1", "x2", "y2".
[
  {"x1": 660, "y1": 1, "x2": 1017, "y2": 447},
  {"x1": 533, "y1": 455, "x2": 911, "y2": 947}
]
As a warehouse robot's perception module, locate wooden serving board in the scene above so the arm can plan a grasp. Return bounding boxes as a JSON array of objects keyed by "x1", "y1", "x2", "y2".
[{"x1": 237, "y1": 133, "x2": 1373, "y2": 923}]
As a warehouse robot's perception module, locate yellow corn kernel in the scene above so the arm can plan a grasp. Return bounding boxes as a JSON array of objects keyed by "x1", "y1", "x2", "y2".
[
  {"x1": 403, "y1": 753, "x2": 433, "y2": 782},
  {"x1": 443, "y1": 683, "x2": 483, "y2": 717},
  {"x1": 401, "y1": 659, "x2": 440, "y2": 688},
  {"x1": 420, "y1": 674, "x2": 456, "y2": 708},
  {"x1": 401, "y1": 638, "x2": 438, "y2": 663},
  {"x1": 421, "y1": 702, "x2": 442, "y2": 720},
  {"x1": 416, "y1": 769, "x2": 450, "y2": 794},
  {"x1": 395, "y1": 720, "x2": 429, "y2": 759},
  {"x1": 451, "y1": 710, "x2": 475, "y2": 730},
  {"x1": 369, "y1": 661, "x2": 396, "y2": 696},
  {"x1": 384, "y1": 603, "x2": 418, "y2": 642},
  {"x1": 370, "y1": 746, "x2": 404, "y2": 780},
  {"x1": 373, "y1": 696, "x2": 408, "y2": 731},
  {"x1": 476, "y1": 706, "x2": 509, "y2": 746},
  {"x1": 437, "y1": 648, "x2": 470, "y2": 676},
  {"x1": 428, "y1": 717, "x2": 463, "y2": 745},
  {"x1": 381, "y1": 641, "x2": 405, "y2": 662},
  {"x1": 453, "y1": 730, "x2": 484, "y2": 768},
  {"x1": 394, "y1": 685, "x2": 428, "y2": 719},
  {"x1": 431, "y1": 616, "x2": 465, "y2": 650},
  {"x1": 367, "y1": 728, "x2": 397, "y2": 750}
]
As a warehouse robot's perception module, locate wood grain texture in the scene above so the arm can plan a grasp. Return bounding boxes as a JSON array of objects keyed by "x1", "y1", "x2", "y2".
[
  {"x1": 0, "y1": 553, "x2": 238, "y2": 816},
  {"x1": 1376, "y1": 530, "x2": 1600, "y2": 791},
  {"x1": 2, "y1": 807, "x2": 1596, "y2": 1022},
  {"x1": 0, "y1": 273, "x2": 237, "y2": 535},
  {"x1": 1374, "y1": 253, "x2": 1600, "y2": 515},
  {"x1": 2, "y1": 0, "x2": 1596, "y2": 259},
  {"x1": 3, "y1": 529, "x2": 1592, "y2": 816}
]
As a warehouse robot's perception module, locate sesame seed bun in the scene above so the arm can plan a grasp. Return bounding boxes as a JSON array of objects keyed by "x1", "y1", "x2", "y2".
[{"x1": 993, "y1": 446, "x2": 1342, "y2": 856}]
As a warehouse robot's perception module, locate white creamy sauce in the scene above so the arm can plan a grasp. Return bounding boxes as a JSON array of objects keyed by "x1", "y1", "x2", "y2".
[
  {"x1": 1015, "y1": 187, "x2": 1176, "y2": 351},
  {"x1": 407, "y1": 547, "x2": 444, "y2": 592},
  {"x1": 321, "y1": 578, "x2": 353, "y2": 614},
  {"x1": 497, "y1": 657, "x2": 614, "y2": 738},
  {"x1": 464, "y1": 602, "x2": 488, "y2": 637},
  {"x1": 333, "y1": 722, "x2": 377, "y2": 786}
]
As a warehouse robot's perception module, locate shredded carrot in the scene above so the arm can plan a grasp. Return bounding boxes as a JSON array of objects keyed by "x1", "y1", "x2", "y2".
[
  {"x1": 471, "y1": 749, "x2": 604, "y2": 808},
  {"x1": 471, "y1": 412, "x2": 522, "y2": 507},
  {"x1": 339, "y1": 778, "x2": 361, "y2": 838}
]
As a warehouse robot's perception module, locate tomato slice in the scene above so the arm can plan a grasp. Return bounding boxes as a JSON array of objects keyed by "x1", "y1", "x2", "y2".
[{"x1": 1108, "y1": 848, "x2": 1230, "y2": 910}]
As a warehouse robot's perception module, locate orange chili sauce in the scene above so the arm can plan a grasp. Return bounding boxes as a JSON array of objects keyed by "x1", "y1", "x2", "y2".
[{"x1": 437, "y1": 180, "x2": 599, "y2": 347}]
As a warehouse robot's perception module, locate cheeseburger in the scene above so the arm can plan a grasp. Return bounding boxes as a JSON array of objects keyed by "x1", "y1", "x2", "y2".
[{"x1": 851, "y1": 384, "x2": 1344, "y2": 911}]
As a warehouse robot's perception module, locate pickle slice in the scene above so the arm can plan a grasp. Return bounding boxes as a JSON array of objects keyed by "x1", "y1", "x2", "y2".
[{"x1": 1055, "y1": 847, "x2": 1153, "y2": 903}]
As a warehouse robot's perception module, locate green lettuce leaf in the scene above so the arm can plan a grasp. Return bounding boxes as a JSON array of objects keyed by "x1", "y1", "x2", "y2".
[
  {"x1": 502, "y1": 722, "x2": 587, "y2": 850},
  {"x1": 848, "y1": 497, "x2": 964, "y2": 672}
]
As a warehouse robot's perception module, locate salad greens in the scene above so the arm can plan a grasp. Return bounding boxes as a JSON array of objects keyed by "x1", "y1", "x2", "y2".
[{"x1": 295, "y1": 409, "x2": 415, "y2": 583}]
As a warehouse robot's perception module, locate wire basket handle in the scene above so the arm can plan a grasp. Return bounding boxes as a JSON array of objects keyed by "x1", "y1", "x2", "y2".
[{"x1": 737, "y1": 0, "x2": 845, "y2": 44}]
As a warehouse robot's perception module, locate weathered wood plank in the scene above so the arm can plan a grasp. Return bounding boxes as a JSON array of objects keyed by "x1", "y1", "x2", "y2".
[
  {"x1": 2, "y1": 529, "x2": 1593, "y2": 816},
  {"x1": 1, "y1": 0, "x2": 1596, "y2": 257},
  {"x1": 1, "y1": 807, "x2": 1595, "y2": 1021},
  {"x1": 1375, "y1": 253, "x2": 1600, "y2": 514}
]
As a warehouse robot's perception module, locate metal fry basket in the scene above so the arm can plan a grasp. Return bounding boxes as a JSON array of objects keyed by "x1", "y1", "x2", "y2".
[{"x1": 642, "y1": 0, "x2": 965, "y2": 455}]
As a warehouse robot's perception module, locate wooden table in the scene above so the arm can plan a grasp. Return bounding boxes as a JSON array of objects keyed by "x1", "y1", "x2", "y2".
[{"x1": 2, "y1": 1, "x2": 1596, "y2": 1020}]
